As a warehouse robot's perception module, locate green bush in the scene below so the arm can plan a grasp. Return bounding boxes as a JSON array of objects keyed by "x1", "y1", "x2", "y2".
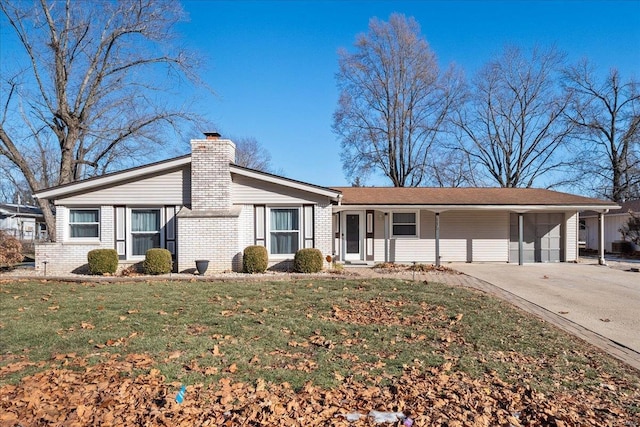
[
  {"x1": 294, "y1": 248, "x2": 323, "y2": 273},
  {"x1": 143, "y1": 248, "x2": 172, "y2": 275},
  {"x1": 87, "y1": 249, "x2": 118, "y2": 275},
  {"x1": 243, "y1": 245, "x2": 268, "y2": 273}
]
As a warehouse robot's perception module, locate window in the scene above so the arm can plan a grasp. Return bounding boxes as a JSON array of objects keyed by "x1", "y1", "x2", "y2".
[
  {"x1": 69, "y1": 209, "x2": 99, "y2": 238},
  {"x1": 392, "y1": 212, "x2": 417, "y2": 237},
  {"x1": 270, "y1": 208, "x2": 300, "y2": 255},
  {"x1": 131, "y1": 209, "x2": 160, "y2": 256}
]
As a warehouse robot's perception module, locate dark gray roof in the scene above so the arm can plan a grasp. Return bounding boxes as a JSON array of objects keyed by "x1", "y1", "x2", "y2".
[{"x1": 0, "y1": 203, "x2": 44, "y2": 218}]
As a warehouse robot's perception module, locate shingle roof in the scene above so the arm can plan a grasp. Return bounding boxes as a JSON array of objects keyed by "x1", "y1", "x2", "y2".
[
  {"x1": 581, "y1": 199, "x2": 640, "y2": 217},
  {"x1": 331, "y1": 187, "x2": 619, "y2": 207},
  {"x1": 0, "y1": 203, "x2": 44, "y2": 217}
]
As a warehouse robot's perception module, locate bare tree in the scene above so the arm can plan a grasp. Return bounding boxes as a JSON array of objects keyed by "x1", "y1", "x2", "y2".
[
  {"x1": 564, "y1": 61, "x2": 640, "y2": 202},
  {"x1": 333, "y1": 13, "x2": 462, "y2": 187},
  {"x1": 428, "y1": 149, "x2": 477, "y2": 187},
  {"x1": 233, "y1": 136, "x2": 274, "y2": 172},
  {"x1": 454, "y1": 46, "x2": 573, "y2": 188},
  {"x1": 0, "y1": 0, "x2": 202, "y2": 240}
]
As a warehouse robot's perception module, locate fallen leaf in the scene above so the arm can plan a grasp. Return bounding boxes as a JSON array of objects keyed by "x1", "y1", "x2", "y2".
[{"x1": 168, "y1": 351, "x2": 182, "y2": 359}]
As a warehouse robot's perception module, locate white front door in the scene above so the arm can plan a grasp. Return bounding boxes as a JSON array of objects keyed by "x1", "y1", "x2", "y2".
[{"x1": 343, "y1": 212, "x2": 364, "y2": 261}]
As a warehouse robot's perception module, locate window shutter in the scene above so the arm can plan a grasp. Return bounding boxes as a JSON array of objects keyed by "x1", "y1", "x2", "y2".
[
  {"x1": 366, "y1": 210, "x2": 374, "y2": 261},
  {"x1": 303, "y1": 205, "x2": 314, "y2": 248},
  {"x1": 333, "y1": 212, "x2": 340, "y2": 259},
  {"x1": 165, "y1": 206, "x2": 177, "y2": 261},
  {"x1": 254, "y1": 205, "x2": 266, "y2": 246},
  {"x1": 115, "y1": 206, "x2": 126, "y2": 259}
]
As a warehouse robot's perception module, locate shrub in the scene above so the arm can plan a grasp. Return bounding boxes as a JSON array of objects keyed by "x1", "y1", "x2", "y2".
[
  {"x1": 294, "y1": 248, "x2": 323, "y2": 273},
  {"x1": 243, "y1": 245, "x2": 268, "y2": 273},
  {"x1": 87, "y1": 249, "x2": 118, "y2": 275},
  {"x1": 143, "y1": 248, "x2": 172, "y2": 275},
  {"x1": 0, "y1": 230, "x2": 23, "y2": 266}
]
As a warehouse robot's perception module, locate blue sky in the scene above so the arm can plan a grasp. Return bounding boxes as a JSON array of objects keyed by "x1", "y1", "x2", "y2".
[{"x1": 177, "y1": 1, "x2": 640, "y2": 187}]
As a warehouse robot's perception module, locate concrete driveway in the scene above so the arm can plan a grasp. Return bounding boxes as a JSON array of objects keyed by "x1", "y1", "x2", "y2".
[{"x1": 451, "y1": 261, "x2": 640, "y2": 355}]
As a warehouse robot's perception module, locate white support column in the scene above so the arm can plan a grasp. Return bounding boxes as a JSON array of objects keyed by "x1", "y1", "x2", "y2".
[
  {"x1": 598, "y1": 212, "x2": 606, "y2": 265},
  {"x1": 435, "y1": 212, "x2": 441, "y2": 267},
  {"x1": 384, "y1": 212, "x2": 389, "y2": 263},
  {"x1": 518, "y1": 213, "x2": 524, "y2": 266}
]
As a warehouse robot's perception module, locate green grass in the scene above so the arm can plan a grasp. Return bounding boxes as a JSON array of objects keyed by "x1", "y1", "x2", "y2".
[{"x1": 1, "y1": 277, "x2": 638, "y2": 401}]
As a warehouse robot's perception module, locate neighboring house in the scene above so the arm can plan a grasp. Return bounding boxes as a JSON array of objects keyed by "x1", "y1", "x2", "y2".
[
  {"x1": 33, "y1": 134, "x2": 619, "y2": 275},
  {"x1": 581, "y1": 199, "x2": 640, "y2": 253},
  {"x1": 0, "y1": 203, "x2": 47, "y2": 241}
]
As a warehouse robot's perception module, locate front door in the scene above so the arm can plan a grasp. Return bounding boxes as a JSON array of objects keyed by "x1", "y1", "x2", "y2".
[{"x1": 344, "y1": 212, "x2": 363, "y2": 261}]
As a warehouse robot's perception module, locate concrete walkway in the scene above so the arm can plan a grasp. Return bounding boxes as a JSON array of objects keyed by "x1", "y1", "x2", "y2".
[{"x1": 441, "y1": 262, "x2": 640, "y2": 371}]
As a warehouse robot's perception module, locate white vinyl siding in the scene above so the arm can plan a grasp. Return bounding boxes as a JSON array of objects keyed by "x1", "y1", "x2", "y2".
[
  {"x1": 582, "y1": 213, "x2": 631, "y2": 253},
  {"x1": 565, "y1": 212, "x2": 578, "y2": 262},
  {"x1": 56, "y1": 167, "x2": 189, "y2": 205},
  {"x1": 232, "y1": 175, "x2": 329, "y2": 205},
  {"x1": 374, "y1": 210, "x2": 435, "y2": 262},
  {"x1": 440, "y1": 211, "x2": 509, "y2": 262},
  {"x1": 69, "y1": 209, "x2": 100, "y2": 239},
  {"x1": 373, "y1": 210, "x2": 509, "y2": 263}
]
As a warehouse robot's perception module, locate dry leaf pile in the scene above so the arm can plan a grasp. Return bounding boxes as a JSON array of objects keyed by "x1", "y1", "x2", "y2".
[
  {"x1": 1, "y1": 353, "x2": 638, "y2": 426},
  {"x1": 372, "y1": 263, "x2": 458, "y2": 274}
]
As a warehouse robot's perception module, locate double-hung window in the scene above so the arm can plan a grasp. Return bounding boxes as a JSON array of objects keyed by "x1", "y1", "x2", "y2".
[
  {"x1": 131, "y1": 209, "x2": 161, "y2": 256},
  {"x1": 270, "y1": 208, "x2": 300, "y2": 255},
  {"x1": 69, "y1": 209, "x2": 99, "y2": 239},
  {"x1": 392, "y1": 212, "x2": 417, "y2": 237}
]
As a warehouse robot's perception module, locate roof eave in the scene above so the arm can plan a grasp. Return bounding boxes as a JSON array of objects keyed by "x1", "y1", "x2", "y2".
[{"x1": 334, "y1": 204, "x2": 621, "y2": 212}]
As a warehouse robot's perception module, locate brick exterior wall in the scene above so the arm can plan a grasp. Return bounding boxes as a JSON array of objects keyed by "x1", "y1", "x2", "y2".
[
  {"x1": 238, "y1": 204, "x2": 255, "y2": 253},
  {"x1": 177, "y1": 214, "x2": 241, "y2": 273},
  {"x1": 315, "y1": 202, "x2": 333, "y2": 268},
  {"x1": 190, "y1": 138, "x2": 235, "y2": 211},
  {"x1": 176, "y1": 137, "x2": 242, "y2": 274},
  {"x1": 35, "y1": 206, "x2": 114, "y2": 275}
]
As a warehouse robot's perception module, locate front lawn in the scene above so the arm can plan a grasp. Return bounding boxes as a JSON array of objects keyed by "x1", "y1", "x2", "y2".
[{"x1": 1, "y1": 278, "x2": 638, "y2": 425}]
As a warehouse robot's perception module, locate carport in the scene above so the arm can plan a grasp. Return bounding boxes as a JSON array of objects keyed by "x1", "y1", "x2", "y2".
[{"x1": 510, "y1": 209, "x2": 614, "y2": 265}]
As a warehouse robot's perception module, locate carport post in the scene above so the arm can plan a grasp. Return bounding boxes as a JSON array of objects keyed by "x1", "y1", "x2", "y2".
[
  {"x1": 598, "y1": 212, "x2": 606, "y2": 265},
  {"x1": 518, "y1": 213, "x2": 524, "y2": 266},
  {"x1": 435, "y1": 212, "x2": 440, "y2": 267},
  {"x1": 384, "y1": 212, "x2": 389, "y2": 263}
]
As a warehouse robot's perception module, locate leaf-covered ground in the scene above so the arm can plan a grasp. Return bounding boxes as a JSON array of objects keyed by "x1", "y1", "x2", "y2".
[{"x1": 1, "y1": 278, "x2": 638, "y2": 426}]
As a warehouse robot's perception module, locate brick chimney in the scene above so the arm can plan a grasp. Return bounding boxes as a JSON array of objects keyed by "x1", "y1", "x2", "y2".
[{"x1": 190, "y1": 132, "x2": 236, "y2": 211}]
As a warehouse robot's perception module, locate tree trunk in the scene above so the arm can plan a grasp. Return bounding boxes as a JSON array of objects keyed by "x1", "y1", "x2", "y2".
[{"x1": 38, "y1": 199, "x2": 57, "y2": 243}]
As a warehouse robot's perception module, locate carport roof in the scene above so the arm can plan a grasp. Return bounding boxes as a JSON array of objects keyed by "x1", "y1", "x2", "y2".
[
  {"x1": 332, "y1": 187, "x2": 620, "y2": 209},
  {"x1": 581, "y1": 199, "x2": 640, "y2": 217}
]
